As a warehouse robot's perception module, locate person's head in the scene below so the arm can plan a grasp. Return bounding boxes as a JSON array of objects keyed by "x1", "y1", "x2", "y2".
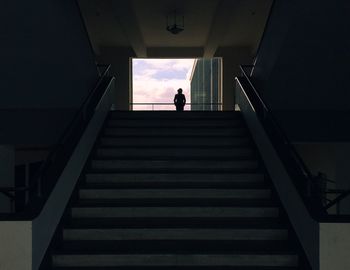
[{"x1": 177, "y1": 88, "x2": 183, "y2": 94}]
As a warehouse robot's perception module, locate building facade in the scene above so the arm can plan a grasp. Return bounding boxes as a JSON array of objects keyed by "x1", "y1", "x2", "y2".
[{"x1": 190, "y1": 58, "x2": 222, "y2": 111}]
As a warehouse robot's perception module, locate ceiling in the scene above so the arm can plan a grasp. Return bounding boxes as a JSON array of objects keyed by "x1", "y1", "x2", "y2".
[{"x1": 78, "y1": 0, "x2": 273, "y2": 58}]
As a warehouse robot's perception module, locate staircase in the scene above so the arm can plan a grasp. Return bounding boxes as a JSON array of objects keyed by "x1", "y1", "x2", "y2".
[{"x1": 52, "y1": 111, "x2": 303, "y2": 269}]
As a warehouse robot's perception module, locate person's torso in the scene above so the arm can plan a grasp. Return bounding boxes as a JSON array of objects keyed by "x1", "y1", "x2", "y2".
[{"x1": 175, "y1": 94, "x2": 185, "y2": 103}]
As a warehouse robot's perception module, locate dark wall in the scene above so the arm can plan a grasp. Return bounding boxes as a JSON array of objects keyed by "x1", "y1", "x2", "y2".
[
  {"x1": 252, "y1": 0, "x2": 350, "y2": 140},
  {"x1": 0, "y1": 109, "x2": 76, "y2": 145},
  {"x1": 1, "y1": 0, "x2": 98, "y2": 108}
]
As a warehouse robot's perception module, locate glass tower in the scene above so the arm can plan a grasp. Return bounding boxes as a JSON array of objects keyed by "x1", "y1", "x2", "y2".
[{"x1": 190, "y1": 58, "x2": 222, "y2": 111}]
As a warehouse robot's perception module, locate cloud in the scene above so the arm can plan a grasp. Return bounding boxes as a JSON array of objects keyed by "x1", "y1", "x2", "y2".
[
  {"x1": 134, "y1": 59, "x2": 194, "y2": 71},
  {"x1": 132, "y1": 59, "x2": 194, "y2": 110}
]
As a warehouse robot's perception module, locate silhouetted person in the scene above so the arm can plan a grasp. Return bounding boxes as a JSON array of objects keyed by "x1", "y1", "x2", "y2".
[{"x1": 174, "y1": 88, "x2": 186, "y2": 111}]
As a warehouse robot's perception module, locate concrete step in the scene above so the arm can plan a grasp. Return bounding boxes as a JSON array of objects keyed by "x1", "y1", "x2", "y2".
[
  {"x1": 95, "y1": 147, "x2": 254, "y2": 159},
  {"x1": 76, "y1": 198, "x2": 276, "y2": 208},
  {"x1": 79, "y1": 189, "x2": 271, "y2": 200},
  {"x1": 67, "y1": 217, "x2": 285, "y2": 229},
  {"x1": 53, "y1": 266, "x2": 299, "y2": 270},
  {"x1": 52, "y1": 266, "x2": 300, "y2": 270},
  {"x1": 52, "y1": 254, "x2": 298, "y2": 267},
  {"x1": 63, "y1": 228, "x2": 288, "y2": 241},
  {"x1": 85, "y1": 172, "x2": 265, "y2": 184},
  {"x1": 109, "y1": 111, "x2": 241, "y2": 119},
  {"x1": 107, "y1": 119, "x2": 242, "y2": 128},
  {"x1": 58, "y1": 239, "x2": 294, "y2": 255},
  {"x1": 99, "y1": 136, "x2": 250, "y2": 147},
  {"x1": 81, "y1": 181, "x2": 267, "y2": 190},
  {"x1": 71, "y1": 206, "x2": 279, "y2": 218},
  {"x1": 90, "y1": 160, "x2": 259, "y2": 171},
  {"x1": 104, "y1": 127, "x2": 247, "y2": 136}
]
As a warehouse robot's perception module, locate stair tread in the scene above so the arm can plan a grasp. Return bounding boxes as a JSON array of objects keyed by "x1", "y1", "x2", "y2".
[
  {"x1": 100, "y1": 136, "x2": 249, "y2": 140},
  {"x1": 90, "y1": 158, "x2": 259, "y2": 162},
  {"x1": 104, "y1": 129, "x2": 247, "y2": 137},
  {"x1": 108, "y1": 117, "x2": 241, "y2": 121},
  {"x1": 91, "y1": 160, "x2": 257, "y2": 167},
  {"x1": 81, "y1": 182, "x2": 268, "y2": 188},
  {"x1": 53, "y1": 267, "x2": 298, "y2": 270},
  {"x1": 107, "y1": 125, "x2": 244, "y2": 129},
  {"x1": 99, "y1": 137, "x2": 251, "y2": 147},
  {"x1": 106, "y1": 125, "x2": 244, "y2": 129},
  {"x1": 109, "y1": 111, "x2": 241, "y2": 118},
  {"x1": 93, "y1": 156, "x2": 255, "y2": 161},
  {"x1": 102, "y1": 135, "x2": 247, "y2": 138},
  {"x1": 103, "y1": 131, "x2": 247, "y2": 135},
  {"x1": 62, "y1": 228, "x2": 289, "y2": 242},
  {"x1": 95, "y1": 148, "x2": 254, "y2": 159},
  {"x1": 95, "y1": 145, "x2": 253, "y2": 149},
  {"x1": 88, "y1": 169, "x2": 262, "y2": 174},
  {"x1": 96, "y1": 145, "x2": 254, "y2": 149},
  {"x1": 80, "y1": 185, "x2": 269, "y2": 191},
  {"x1": 54, "y1": 245, "x2": 296, "y2": 255},
  {"x1": 52, "y1": 253, "x2": 299, "y2": 267},
  {"x1": 78, "y1": 189, "x2": 271, "y2": 201},
  {"x1": 71, "y1": 206, "x2": 279, "y2": 219},
  {"x1": 67, "y1": 217, "x2": 286, "y2": 228},
  {"x1": 84, "y1": 181, "x2": 266, "y2": 187},
  {"x1": 79, "y1": 188, "x2": 270, "y2": 193},
  {"x1": 75, "y1": 198, "x2": 277, "y2": 207},
  {"x1": 106, "y1": 120, "x2": 242, "y2": 125},
  {"x1": 80, "y1": 184, "x2": 268, "y2": 190},
  {"x1": 84, "y1": 172, "x2": 265, "y2": 183},
  {"x1": 90, "y1": 160, "x2": 260, "y2": 172},
  {"x1": 72, "y1": 206, "x2": 279, "y2": 209}
]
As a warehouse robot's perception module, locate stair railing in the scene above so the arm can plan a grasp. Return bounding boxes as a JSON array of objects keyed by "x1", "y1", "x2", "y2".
[
  {"x1": 237, "y1": 65, "x2": 330, "y2": 219},
  {"x1": 0, "y1": 64, "x2": 112, "y2": 218},
  {"x1": 325, "y1": 189, "x2": 350, "y2": 214}
]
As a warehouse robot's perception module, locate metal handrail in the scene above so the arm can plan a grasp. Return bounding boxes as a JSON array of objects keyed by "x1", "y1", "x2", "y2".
[
  {"x1": 237, "y1": 65, "x2": 328, "y2": 218},
  {"x1": 240, "y1": 65, "x2": 314, "y2": 179},
  {"x1": 0, "y1": 65, "x2": 112, "y2": 217},
  {"x1": 238, "y1": 70, "x2": 350, "y2": 220},
  {"x1": 325, "y1": 190, "x2": 350, "y2": 211},
  {"x1": 131, "y1": 102, "x2": 223, "y2": 110}
]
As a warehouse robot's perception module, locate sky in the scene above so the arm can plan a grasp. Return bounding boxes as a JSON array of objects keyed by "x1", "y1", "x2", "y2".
[{"x1": 132, "y1": 58, "x2": 195, "y2": 110}]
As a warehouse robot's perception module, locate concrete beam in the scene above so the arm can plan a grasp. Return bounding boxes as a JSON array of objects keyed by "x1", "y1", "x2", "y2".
[
  {"x1": 203, "y1": 0, "x2": 236, "y2": 58},
  {"x1": 147, "y1": 47, "x2": 203, "y2": 58},
  {"x1": 112, "y1": 1, "x2": 147, "y2": 57}
]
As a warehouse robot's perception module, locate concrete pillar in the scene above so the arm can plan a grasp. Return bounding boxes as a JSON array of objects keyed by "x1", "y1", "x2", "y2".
[
  {"x1": 97, "y1": 47, "x2": 136, "y2": 110},
  {"x1": 0, "y1": 145, "x2": 15, "y2": 212},
  {"x1": 222, "y1": 59, "x2": 236, "y2": 110},
  {"x1": 215, "y1": 47, "x2": 253, "y2": 111}
]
